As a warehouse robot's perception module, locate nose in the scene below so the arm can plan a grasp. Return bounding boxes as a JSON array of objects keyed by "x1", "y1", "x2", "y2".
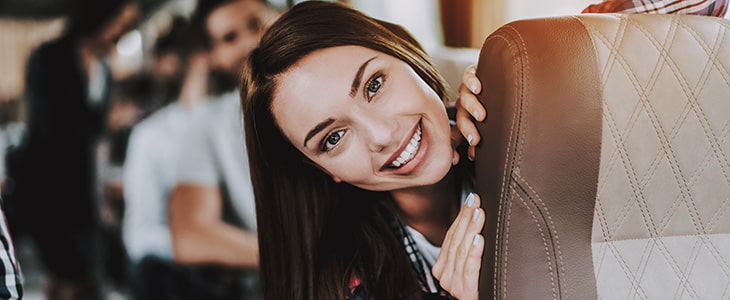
[{"x1": 354, "y1": 110, "x2": 398, "y2": 153}]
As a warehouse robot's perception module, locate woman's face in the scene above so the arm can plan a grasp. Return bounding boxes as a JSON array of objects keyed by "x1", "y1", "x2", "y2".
[{"x1": 272, "y1": 45, "x2": 453, "y2": 192}]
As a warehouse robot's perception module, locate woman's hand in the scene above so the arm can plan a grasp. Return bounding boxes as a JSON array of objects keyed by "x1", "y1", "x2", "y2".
[
  {"x1": 455, "y1": 65, "x2": 486, "y2": 161},
  {"x1": 432, "y1": 193, "x2": 485, "y2": 300}
]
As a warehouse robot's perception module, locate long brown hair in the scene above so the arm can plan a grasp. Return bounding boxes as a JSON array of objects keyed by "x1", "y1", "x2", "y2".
[{"x1": 240, "y1": 2, "x2": 448, "y2": 299}]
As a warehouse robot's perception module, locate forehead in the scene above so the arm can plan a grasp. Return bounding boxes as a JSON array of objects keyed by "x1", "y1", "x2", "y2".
[
  {"x1": 279, "y1": 45, "x2": 382, "y2": 92},
  {"x1": 206, "y1": 0, "x2": 263, "y2": 34}
]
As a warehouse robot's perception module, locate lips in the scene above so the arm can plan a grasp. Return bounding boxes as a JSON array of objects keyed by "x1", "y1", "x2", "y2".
[
  {"x1": 388, "y1": 123, "x2": 421, "y2": 168},
  {"x1": 381, "y1": 120, "x2": 424, "y2": 171}
]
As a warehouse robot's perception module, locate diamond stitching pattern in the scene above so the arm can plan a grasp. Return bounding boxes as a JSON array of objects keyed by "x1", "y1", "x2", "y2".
[{"x1": 579, "y1": 14, "x2": 730, "y2": 299}]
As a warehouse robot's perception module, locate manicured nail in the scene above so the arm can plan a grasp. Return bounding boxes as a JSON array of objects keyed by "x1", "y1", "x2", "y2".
[
  {"x1": 470, "y1": 84, "x2": 477, "y2": 93},
  {"x1": 473, "y1": 209, "x2": 480, "y2": 221},
  {"x1": 467, "y1": 134, "x2": 473, "y2": 145},
  {"x1": 473, "y1": 110, "x2": 481, "y2": 120},
  {"x1": 473, "y1": 234, "x2": 482, "y2": 246},
  {"x1": 466, "y1": 193, "x2": 475, "y2": 207}
]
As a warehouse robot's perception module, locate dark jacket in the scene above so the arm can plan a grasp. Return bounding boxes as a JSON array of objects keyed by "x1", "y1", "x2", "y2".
[{"x1": 7, "y1": 34, "x2": 111, "y2": 230}]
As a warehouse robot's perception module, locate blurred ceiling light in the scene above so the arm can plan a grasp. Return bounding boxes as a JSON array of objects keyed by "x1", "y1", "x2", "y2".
[{"x1": 116, "y1": 30, "x2": 142, "y2": 57}]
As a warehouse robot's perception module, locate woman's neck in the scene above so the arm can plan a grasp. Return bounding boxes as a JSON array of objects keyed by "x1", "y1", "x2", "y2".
[{"x1": 390, "y1": 169, "x2": 460, "y2": 246}]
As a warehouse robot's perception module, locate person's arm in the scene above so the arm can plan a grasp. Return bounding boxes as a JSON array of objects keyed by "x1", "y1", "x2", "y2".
[
  {"x1": 168, "y1": 183, "x2": 259, "y2": 267},
  {"x1": 168, "y1": 107, "x2": 259, "y2": 268},
  {"x1": 122, "y1": 125, "x2": 173, "y2": 261}
]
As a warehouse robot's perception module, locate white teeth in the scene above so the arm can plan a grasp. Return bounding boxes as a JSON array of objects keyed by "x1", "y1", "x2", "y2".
[
  {"x1": 388, "y1": 123, "x2": 422, "y2": 168},
  {"x1": 405, "y1": 144, "x2": 416, "y2": 154}
]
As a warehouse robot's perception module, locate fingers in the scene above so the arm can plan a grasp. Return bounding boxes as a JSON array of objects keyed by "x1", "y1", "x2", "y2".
[
  {"x1": 456, "y1": 207, "x2": 485, "y2": 291},
  {"x1": 455, "y1": 103, "x2": 479, "y2": 146},
  {"x1": 432, "y1": 193, "x2": 485, "y2": 300},
  {"x1": 457, "y1": 80, "x2": 486, "y2": 123},
  {"x1": 453, "y1": 194, "x2": 484, "y2": 293},
  {"x1": 440, "y1": 194, "x2": 479, "y2": 286},
  {"x1": 462, "y1": 233, "x2": 485, "y2": 298},
  {"x1": 452, "y1": 149, "x2": 460, "y2": 166},
  {"x1": 432, "y1": 198, "x2": 467, "y2": 280},
  {"x1": 459, "y1": 65, "x2": 485, "y2": 122},
  {"x1": 461, "y1": 64, "x2": 481, "y2": 96},
  {"x1": 456, "y1": 65, "x2": 486, "y2": 161},
  {"x1": 432, "y1": 195, "x2": 466, "y2": 277}
]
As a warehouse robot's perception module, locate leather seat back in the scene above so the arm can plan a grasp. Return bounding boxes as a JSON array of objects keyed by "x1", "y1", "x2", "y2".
[{"x1": 475, "y1": 14, "x2": 730, "y2": 299}]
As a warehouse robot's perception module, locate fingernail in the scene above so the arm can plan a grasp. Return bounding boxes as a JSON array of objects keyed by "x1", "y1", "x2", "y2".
[
  {"x1": 473, "y1": 110, "x2": 481, "y2": 120},
  {"x1": 466, "y1": 193, "x2": 475, "y2": 207},
  {"x1": 468, "y1": 155, "x2": 475, "y2": 161},
  {"x1": 472, "y1": 209, "x2": 480, "y2": 221},
  {"x1": 452, "y1": 157, "x2": 456, "y2": 165},
  {"x1": 473, "y1": 234, "x2": 482, "y2": 246},
  {"x1": 467, "y1": 134, "x2": 473, "y2": 145},
  {"x1": 470, "y1": 84, "x2": 477, "y2": 93}
]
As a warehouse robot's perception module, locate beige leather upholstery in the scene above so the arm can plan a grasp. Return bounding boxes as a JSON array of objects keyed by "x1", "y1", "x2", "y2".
[{"x1": 475, "y1": 14, "x2": 730, "y2": 299}]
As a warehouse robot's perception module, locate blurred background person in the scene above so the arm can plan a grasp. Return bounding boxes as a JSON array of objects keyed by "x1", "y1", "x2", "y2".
[
  {"x1": 122, "y1": 16, "x2": 216, "y2": 299},
  {"x1": 166, "y1": 0, "x2": 278, "y2": 299},
  {"x1": 2, "y1": 0, "x2": 140, "y2": 298}
]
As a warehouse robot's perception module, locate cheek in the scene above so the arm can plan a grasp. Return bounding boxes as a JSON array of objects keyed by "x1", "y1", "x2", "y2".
[
  {"x1": 317, "y1": 149, "x2": 373, "y2": 183},
  {"x1": 321, "y1": 159, "x2": 363, "y2": 182}
]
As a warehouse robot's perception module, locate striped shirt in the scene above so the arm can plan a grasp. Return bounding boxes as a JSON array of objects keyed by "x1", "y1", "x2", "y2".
[
  {"x1": 0, "y1": 206, "x2": 22, "y2": 299},
  {"x1": 582, "y1": 0, "x2": 728, "y2": 16}
]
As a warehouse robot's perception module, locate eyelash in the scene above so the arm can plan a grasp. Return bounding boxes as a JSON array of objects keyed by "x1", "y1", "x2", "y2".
[
  {"x1": 365, "y1": 73, "x2": 385, "y2": 101},
  {"x1": 320, "y1": 129, "x2": 346, "y2": 152}
]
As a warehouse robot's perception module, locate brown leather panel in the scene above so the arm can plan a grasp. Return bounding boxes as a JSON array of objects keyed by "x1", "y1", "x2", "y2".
[{"x1": 475, "y1": 17, "x2": 603, "y2": 299}]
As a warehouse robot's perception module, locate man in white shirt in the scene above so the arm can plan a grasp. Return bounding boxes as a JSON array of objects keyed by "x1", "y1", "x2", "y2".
[
  {"x1": 168, "y1": 0, "x2": 277, "y2": 274},
  {"x1": 121, "y1": 20, "x2": 214, "y2": 299}
]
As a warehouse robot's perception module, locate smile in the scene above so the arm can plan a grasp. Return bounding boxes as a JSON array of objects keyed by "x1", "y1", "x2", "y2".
[{"x1": 388, "y1": 123, "x2": 422, "y2": 168}]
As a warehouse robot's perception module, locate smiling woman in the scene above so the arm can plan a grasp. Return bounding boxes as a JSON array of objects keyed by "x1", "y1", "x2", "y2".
[
  {"x1": 241, "y1": 1, "x2": 484, "y2": 300},
  {"x1": 272, "y1": 45, "x2": 454, "y2": 192}
]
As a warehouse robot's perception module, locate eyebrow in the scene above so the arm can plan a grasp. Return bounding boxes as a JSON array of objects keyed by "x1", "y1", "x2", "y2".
[
  {"x1": 304, "y1": 118, "x2": 335, "y2": 148},
  {"x1": 349, "y1": 56, "x2": 378, "y2": 98}
]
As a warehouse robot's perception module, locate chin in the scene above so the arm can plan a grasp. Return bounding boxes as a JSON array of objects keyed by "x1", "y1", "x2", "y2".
[
  {"x1": 400, "y1": 149, "x2": 454, "y2": 190},
  {"x1": 423, "y1": 150, "x2": 455, "y2": 183}
]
